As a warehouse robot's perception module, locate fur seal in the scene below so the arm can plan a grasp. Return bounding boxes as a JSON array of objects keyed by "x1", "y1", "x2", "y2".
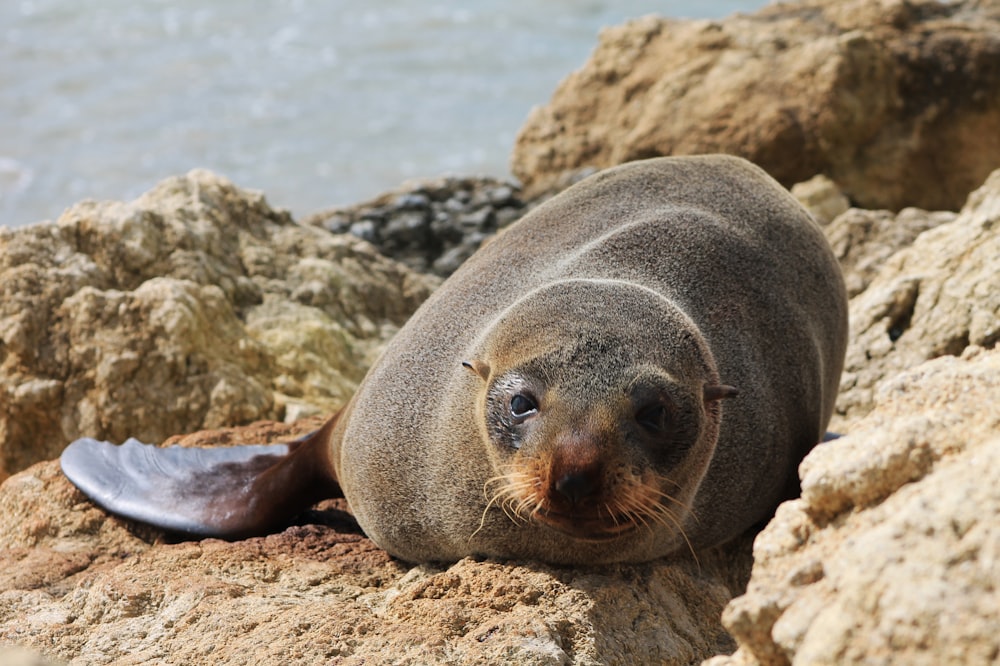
[{"x1": 61, "y1": 155, "x2": 848, "y2": 565}]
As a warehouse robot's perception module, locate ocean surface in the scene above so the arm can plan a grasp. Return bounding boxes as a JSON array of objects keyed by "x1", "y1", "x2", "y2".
[{"x1": 2, "y1": 0, "x2": 765, "y2": 228}]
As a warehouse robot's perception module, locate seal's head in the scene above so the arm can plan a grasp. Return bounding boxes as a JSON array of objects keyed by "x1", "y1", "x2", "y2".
[{"x1": 464, "y1": 279, "x2": 737, "y2": 557}]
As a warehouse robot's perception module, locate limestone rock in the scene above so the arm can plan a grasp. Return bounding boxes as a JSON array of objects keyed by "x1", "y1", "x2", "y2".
[
  {"x1": 716, "y1": 346, "x2": 1000, "y2": 666},
  {"x1": 304, "y1": 176, "x2": 527, "y2": 277},
  {"x1": 511, "y1": 0, "x2": 1000, "y2": 211},
  {"x1": 789, "y1": 175, "x2": 849, "y2": 226},
  {"x1": 833, "y1": 168, "x2": 1000, "y2": 431},
  {"x1": 823, "y1": 206, "x2": 956, "y2": 298},
  {"x1": 0, "y1": 171, "x2": 438, "y2": 480},
  {"x1": 0, "y1": 421, "x2": 753, "y2": 665},
  {"x1": 0, "y1": 647, "x2": 63, "y2": 666}
]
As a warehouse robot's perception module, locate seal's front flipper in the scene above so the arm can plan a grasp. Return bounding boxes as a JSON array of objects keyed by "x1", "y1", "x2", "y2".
[{"x1": 60, "y1": 415, "x2": 343, "y2": 539}]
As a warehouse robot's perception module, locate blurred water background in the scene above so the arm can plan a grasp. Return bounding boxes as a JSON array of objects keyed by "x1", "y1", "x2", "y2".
[{"x1": 2, "y1": 0, "x2": 764, "y2": 228}]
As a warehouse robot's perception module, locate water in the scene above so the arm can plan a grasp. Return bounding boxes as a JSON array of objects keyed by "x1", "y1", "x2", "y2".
[{"x1": 2, "y1": 0, "x2": 765, "y2": 228}]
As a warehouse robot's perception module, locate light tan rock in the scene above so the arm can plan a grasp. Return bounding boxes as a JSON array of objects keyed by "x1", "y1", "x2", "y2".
[
  {"x1": 833, "y1": 168, "x2": 1000, "y2": 431},
  {"x1": 823, "y1": 207, "x2": 956, "y2": 298},
  {"x1": 0, "y1": 421, "x2": 752, "y2": 665},
  {"x1": 0, "y1": 171, "x2": 437, "y2": 480},
  {"x1": 511, "y1": 0, "x2": 1000, "y2": 211},
  {"x1": 0, "y1": 647, "x2": 64, "y2": 666},
  {"x1": 790, "y1": 175, "x2": 850, "y2": 226},
  {"x1": 716, "y1": 346, "x2": 1000, "y2": 666}
]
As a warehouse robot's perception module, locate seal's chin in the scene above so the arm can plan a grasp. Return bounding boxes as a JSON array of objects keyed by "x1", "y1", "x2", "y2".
[{"x1": 534, "y1": 510, "x2": 638, "y2": 542}]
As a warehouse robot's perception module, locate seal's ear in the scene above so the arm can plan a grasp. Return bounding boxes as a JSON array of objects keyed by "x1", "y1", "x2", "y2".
[
  {"x1": 462, "y1": 359, "x2": 491, "y2": 381},
  {"x1": 704, "y1": 384, "x2": 739, "y2": 402}
]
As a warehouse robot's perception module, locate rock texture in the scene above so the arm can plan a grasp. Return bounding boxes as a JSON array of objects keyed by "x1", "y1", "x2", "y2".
[
  {"x1": 0, "y1": 171, "x2": 437, "y2": 481},
  {"x1": 304, "y1": 176, "x2": 527, "y2": 277},
  {"x1": 511, "y1": 0, "x2": 1000, "y2": 211},
  {"x1": 824, "y1": 206, "x2": 956, "y2": 298},
  {"x1": 789, "y1": 175, "x2": 850, "y2": 227},
  {"x1": 832, "y1": 168, "x2": 1000, "y2": 431},
  {"x1": 0, "y1": 420, "x2": 753, "y2": 665},
  {"x1": 713, "y1": 346, "x2": 1000, "y2": 666},
  {"x1": 703, "y1": 167, "x2": 1000, "y2": 666}
]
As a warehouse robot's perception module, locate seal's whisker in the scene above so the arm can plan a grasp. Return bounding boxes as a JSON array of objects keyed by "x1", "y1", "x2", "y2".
[
  {"x1": 644, "y1": 482, "x2": 692, "y2": 511},
  {"x1": 476, "y1": 468, "x2": 543, "y2": 528},
  {"x1": 471, "y1": 484, "x2": 510, "y2": 541},
  {"x1": 514, "y1": 494, "x2": 537, "y2": 519},
  {"x1": 482, "y1": 474, "x2": 510, "y2": 498},
  {"x1": 649, "y1": 502, "x2": 698, "y2": 567}
]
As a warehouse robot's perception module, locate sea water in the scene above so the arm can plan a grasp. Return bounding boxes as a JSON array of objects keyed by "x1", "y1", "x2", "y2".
[{"x1": 1, "y1": 0, "x2": 765, "y2": 228}]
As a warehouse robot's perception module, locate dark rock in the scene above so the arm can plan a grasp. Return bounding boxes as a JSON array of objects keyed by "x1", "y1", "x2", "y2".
[{"x1": 305, "y1": 176, "x2": 527, "y2": 277}]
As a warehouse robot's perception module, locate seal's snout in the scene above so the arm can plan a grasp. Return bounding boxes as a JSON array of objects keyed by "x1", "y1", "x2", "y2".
[
  {"x1": 523, "y1": 432, "x2": 643, "y2": 541},
  {"x1": 546, "y1": 431, "x2": 605, "y2": 509}
]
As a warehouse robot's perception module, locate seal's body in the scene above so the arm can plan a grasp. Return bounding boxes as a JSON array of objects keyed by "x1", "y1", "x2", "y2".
[{"x1": 62, "y1": 155, "x2": 848, "y2": 565}]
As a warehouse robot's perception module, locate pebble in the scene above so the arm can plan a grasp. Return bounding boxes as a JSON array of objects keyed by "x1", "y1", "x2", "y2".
[{"x1": 304, "y1": 176, "x2": 529, "y2": 277}]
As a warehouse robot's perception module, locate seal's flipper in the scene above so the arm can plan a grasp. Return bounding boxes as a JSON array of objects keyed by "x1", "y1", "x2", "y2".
[{"x1": 60, "y1": 416, "x2": 342, "y2": 539}]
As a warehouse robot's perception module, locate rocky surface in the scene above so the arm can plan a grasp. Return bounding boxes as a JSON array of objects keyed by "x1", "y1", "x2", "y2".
[
  {"x1": 304, "y1": 176, "x2": 527, "y2": 277},
  {"x1": 702, "y1": 167, "x2": 1000, "y2": 666},
  {"x1": 824, "y1": 206, "x2": 956, "y2": 298},
  {"x1": 0, "y1": 419, "x2": 753, "y2": 665},
  {"x1": 789, "y1": 175, "x2": 850, "y2": 227},
  {"x1": 712, "y1": 346, "x2": 1000, "y2": 666},
  {"x1": 831, "y1": 168, "x2": 1000, "y2": 431},
  {"x1": 511, "y1": 0, "x2": 1000, "y2": 211},
  {"x1": 0, "y1": 171, "x2": 437, "y2": 481}
]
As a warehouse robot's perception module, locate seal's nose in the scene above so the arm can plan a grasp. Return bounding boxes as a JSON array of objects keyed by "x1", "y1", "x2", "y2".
[{"x1": 553, "y1": 469, "x2": 601, "y2": 507}]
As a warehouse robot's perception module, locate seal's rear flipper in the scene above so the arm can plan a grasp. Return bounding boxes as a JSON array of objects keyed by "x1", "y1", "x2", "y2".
[{"x1": 60, "y1": 415, "x2": 343, "y2": 539}]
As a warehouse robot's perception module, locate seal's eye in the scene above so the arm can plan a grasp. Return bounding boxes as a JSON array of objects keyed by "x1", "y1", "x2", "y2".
[
  {"x1": 636, "y1": 403, "x2": 670, "y2": 433},
  {"x1": 510, "y1": 393, "x2": 538, "y2": 420}
]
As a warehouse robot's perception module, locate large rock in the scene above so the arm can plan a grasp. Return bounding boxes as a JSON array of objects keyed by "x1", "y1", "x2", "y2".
[
  {"x1": 511, "y1": 0, "x2": 1000, "y2": 211},
  {"x1": 3, "y1": 128, "x2": 999, "y2": 664},
  {"x1": 3, "y1": 165, "x2": 996, "y2": 663},
  {"x1": 0, "y1": 420, "x2": 753, "y2": 665},
  {"x1": 832, "y1": 168, "x2": 1000, "y2": 431},
  {"x1": 712, "y1": 346, "x2": 1000, "y2": 666},
  {"x1": 0, "y1": 171, "x2": 437, "y2": 481},
  {"x1": 703, "y1": 168, "x2": 1000, "y2": 665},
  {"x1": 823, "y1": 206, "x2": 956, "y2": 299}
]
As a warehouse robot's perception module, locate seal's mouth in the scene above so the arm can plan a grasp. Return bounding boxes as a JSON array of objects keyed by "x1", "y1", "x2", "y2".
[{"x1": 533, "y1": 509, "x2": 638, "y2": 541}]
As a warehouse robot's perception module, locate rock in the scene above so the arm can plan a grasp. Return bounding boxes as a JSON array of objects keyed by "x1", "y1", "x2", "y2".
[
  {"x1": 304, "y1": 176, "x2": 528, "y2": 277},
  {"x1": 716, "y1": 346, "x2": 1000, "y2": 666},
  {"x1": 0, "y1": 170, "x2": 438, "y2": 481},
  {"x1": 0, "y1": 421, "x2": 753, "y2": 665},
  {"x1": 0, "y1": 647, "x2": 63, "y2": 666},
  {"x1": 708, "y1": 167, "x2": 1000, "y2": 666},
  {"x1": 790, "y1": 175, "x2": 849, "y2": 226},
  {"x1": 824, "y1": 206, "x2": 956, "y2": 298},
  {"x1": 511, "y1": 0, "x2": 1000, "y2": 211},
  {"x1": 832, "y1": 167, "x2": 1000, "y2": 431}
]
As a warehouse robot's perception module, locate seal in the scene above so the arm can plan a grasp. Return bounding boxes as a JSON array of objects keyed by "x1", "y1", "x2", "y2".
[{"x1": 61, "y1": 155, "x2": 848, "y2": 565}]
